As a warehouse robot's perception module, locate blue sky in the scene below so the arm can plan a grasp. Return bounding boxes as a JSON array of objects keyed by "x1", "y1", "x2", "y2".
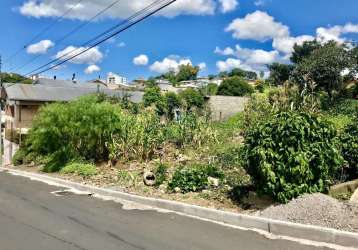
[{"x1": 1, "y1": 0, "x2": 358, "y2": 81}]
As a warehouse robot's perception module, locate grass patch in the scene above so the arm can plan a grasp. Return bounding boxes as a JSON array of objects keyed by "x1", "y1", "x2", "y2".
[{"x1": 60, "y1": 162, "x2": 97, "y2": 177}]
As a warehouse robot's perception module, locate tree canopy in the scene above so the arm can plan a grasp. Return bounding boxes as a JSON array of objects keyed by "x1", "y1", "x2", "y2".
[
  {"x1": 1, "y1": 72, "x2": 32, "y2": 84},
  {"x1": 291, "y1": 40, "x2": 321, "y2": 64},
  {"x1": 217, "y1": 76, "x2": 254, "y2": 96},
  {"x1": 291, "y1": 41, "x2": 351, "y2": 100},
  {"x1": 267, "y1": 63, "x2": 294, "y2": 86},
  {"x1": 176, "y1": 64, "x2": 200, "y2": 83}
]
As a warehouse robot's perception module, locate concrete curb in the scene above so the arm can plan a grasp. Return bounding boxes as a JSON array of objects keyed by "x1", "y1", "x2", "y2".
[{"x1": 2, "y1": 167, "x2": 358, "y2": 248}]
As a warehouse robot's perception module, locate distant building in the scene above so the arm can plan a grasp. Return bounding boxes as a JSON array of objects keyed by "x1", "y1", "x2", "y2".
[
  {"x1": 158, "y1": 83, "x2": 180, "y2": 93},
  {"x1": 153, "y1": 79, "x2": 170, "y2": 85},
  {"x1": 107, "y1": 72, "x2": 128, "y2": 86}
]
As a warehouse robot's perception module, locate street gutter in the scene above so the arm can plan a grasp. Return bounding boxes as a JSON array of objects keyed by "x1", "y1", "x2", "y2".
[{"x1": 1, "y1": 167, "x2": 357, "y2": 249}]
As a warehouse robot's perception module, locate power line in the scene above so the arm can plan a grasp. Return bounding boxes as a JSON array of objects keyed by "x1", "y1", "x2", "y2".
[
  {"x1": 26, "y1": 0, "x2": 173, "y2": 76},
  {"x1": 28, "y1": 0, "x2": 177, "y2": 77},
  {"x1": 26, "y1": 0, "x2": 167, "y2": 75},
  {"x1": 11, "y1": 0, "x2": 122, "y2": 73},
  {"x1": 4, "y1": 0, "x2": 84, "y2": 67}
]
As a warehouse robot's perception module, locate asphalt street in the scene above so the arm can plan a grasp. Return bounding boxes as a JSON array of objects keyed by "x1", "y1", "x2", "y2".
[{"x1": 0, "y1": 171, "x2": 335, "y2": 250}]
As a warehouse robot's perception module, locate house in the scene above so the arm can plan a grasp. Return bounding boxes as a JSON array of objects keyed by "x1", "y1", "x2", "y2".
[
  {"x1": 1, "y1": 78, "x2": 143, "y2": 166},
  {"x1": 107, "y1": 72, "x2": 128, "y2": 87},
  {"x1": 158, "y1": 83, "x2": 180, "y2": 93}
]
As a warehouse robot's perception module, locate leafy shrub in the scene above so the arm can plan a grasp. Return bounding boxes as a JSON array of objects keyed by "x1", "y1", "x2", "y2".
[
  {"x1": 168, "y1": 164, "x2": 223, "y2": 193},
  {"x1": 26, "y1": 95, "x2": 125, "y2": 171},
  {"x1": 323, "y1": 114, "x2": 353, "y2": 131},
  {"x1": 12, "y1": 148, "x2": 27, "y2": 166},
  {"x1": 340, "y1": 121, "x2": 358, "y2": 180},
  {"x1": 143, "y1": 87, "x2": 166, "y2": 115},
  {"x1": 255, "y1": 83, "x2": 265, "y2": 93},
  {"x1": 217, "y1": 76, "x2": 254, "y2": 97},
  {"x1": 323, "y1": 99, "x2": 358, "y2": 116},
  {"x1": 154, "y1": 163, "x2": 169, "y2": 187},
  {"x1": 244, "y1": 111, "x2": 343, "y2": 203},
  {"x1": 179, "y1": 88, "x2": 205, "y2": 110},
  {"x1": 60, "y1": 162, "x2": 97, "y2": 177}
]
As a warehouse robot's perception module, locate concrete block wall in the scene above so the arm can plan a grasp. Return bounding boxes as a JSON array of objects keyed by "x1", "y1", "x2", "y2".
[{"x1": 207, "y1": 96, "x2": 249, "y2": 121}]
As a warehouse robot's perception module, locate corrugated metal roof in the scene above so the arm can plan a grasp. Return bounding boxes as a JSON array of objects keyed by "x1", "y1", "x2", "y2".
[{"x1": 3, "y1": 79, "x2": 143, "y2": 103}]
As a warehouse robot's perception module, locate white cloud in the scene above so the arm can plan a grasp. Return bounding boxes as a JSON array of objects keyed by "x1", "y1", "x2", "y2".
[
  {"x1": 26, "y1": 40, "x2": 54, "y2": 54},
  {"x1": 216, "y1": 45, "x2": 280, "y2": 64},
  {"x1": 244, "y1": 49, "x2": 279, "y2": 64},
  {"x1": 133, "y1": 54, "x2": 149, "y2": 66},
  {"x1": 55, "y1": 46, "x2": 103, "y2": 65},
  {"x1": 150, "y1": 57, "x2": 193, "y2": 74},
  {"x1": 19, "y1": 0, "x2": 217, "y2": 20},
  {"x1": 218, "y1": 0, "x2": 238, "y2": 13},
  {"x1": 85, "y1": 64, "x2": 100, "y2": 74},
  {"x1": 272, "y1": 35, "x2": 315, "y2": 54},
  {"x1": 20, "y1": 1, "x2": 61, "y2": 18},
  {"x1": 214, "y1": 46, "x2": 235, "y2": 56},
  {"x1": 226, "y1": 11, "x2": 289, "y2": 41},
  {"x1": 198, "y1": 62, "x2": 207, "y2": 70},
  {"x1": 217, "y1": 58, "x2": 244, "y2": 72},
  {"x1": 316, "y1": 23, "x2": 358, "y2": 43}
]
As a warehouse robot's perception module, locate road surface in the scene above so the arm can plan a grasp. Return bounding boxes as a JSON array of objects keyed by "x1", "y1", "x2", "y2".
[{"x1": 0, "y1": 171, "x2": 334, "y2": 250}]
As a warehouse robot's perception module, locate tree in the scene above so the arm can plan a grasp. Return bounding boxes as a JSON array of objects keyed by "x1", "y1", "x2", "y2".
[
  {"x1": 143, "y1": 87, "x2": 161, "y2": 107},
  {"x1": 1, "y1": 72, "x2": 32, "y2": 84},
  {"x1": 229, "y1": 68, "x2": 246, "y2": 78},
  {"x1": 291, "y1": 40, "x2": 321, "y2": 64},
  {"x1": 218, "y1": 71, "x2": 229, "y2": 78},
  {"x1": 291, "y1": 41, "x2": 351, "y2": 101},
  {"x1": 259, "y1": 71, "x2": 265, "y2": 79},
  {"x1": 143, "y1": 87, "x2": 165, "y2": 114},
  {"x1": 228, "y1": 68, "x2": 257, "y2": 80},
  {"x1": 245, "y1": 71, "x2": 258, "y2": 80},
  {"x1": 179, "y1": 88, "x2": 205, "y2": 109},
  {"x1": 268, "y1": 63, "x2": 294, "y2": 86},
  {"x1": 145, "y1": 78, "x2": 158, "y2": 87},
  {"x1": 176, "y1": 64, "x2": 200, "y2": 83},
  {"x1": 217, "y1": 76, "x2": 254, "y2": 96}
]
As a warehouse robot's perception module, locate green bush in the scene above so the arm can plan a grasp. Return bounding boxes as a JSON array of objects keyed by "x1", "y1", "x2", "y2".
[
  {"x1": 12, "y1": 148, "x2": 27, "y2": 166},
  {"x1": 143, "y1": 87, "x2": 166, "y2": 115},
  {"x1": 179, "y1": 88, "x2": 205, "y2": 109},
  {"x1": 154, "y1": 163, "x2": 169, "y2": 187},
  {"x1": 26, "y1": 95, "x2": 125, "y2": 171},
  {"x1": 244, "y1": 111, "x2": 343, "y2": 203},
  {"x1": 322, "y1": 99, "x2": 358, "y2": 116},
  {"x1": 323, "y1": 113, "x2": 353, "y2": 131},
  {"x1": 168, "y1": 164, "x2": 223, "y2": 193},
  {"x1": 217, "y1": 76, "x2": 254, "y2": 97},
  {"x1": 340, "y1": 121, "x2": 358, "y2": 180},
  {"x1": 60, "y1": 162, "x2": 97, "y2": 177}
]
